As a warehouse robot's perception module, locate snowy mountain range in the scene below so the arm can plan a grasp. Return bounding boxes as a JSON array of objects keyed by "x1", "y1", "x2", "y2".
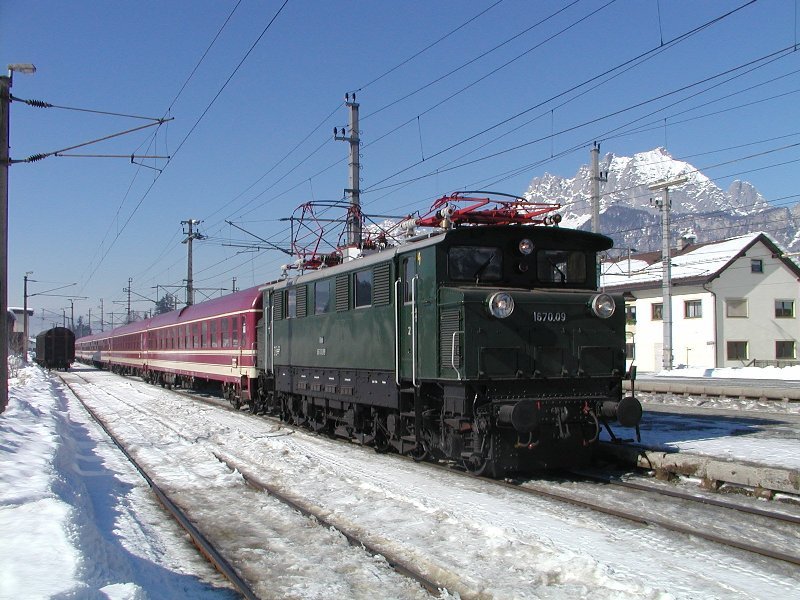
[{"x1": 524, "y1": 148, "x2": 800, "y2": 255}]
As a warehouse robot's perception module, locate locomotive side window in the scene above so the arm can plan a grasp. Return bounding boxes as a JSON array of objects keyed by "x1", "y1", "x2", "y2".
[
  {"x1": 402, "y1": 258, "x2": 415, "y2": 303},
  {"x1": 536, "y1": 250, "x2": 587, "y2": 284},
  {"x1": 287, "y1": 288, "x2": 297, "y2": 319},
  {"x1": 448, "y1": 246, "x2": 502, "y2": 282},
  {"x1": 354, "y1": 269, "x2": 373, "y2": 308},
  {"x1": 315, "y1": 280, "x2": 331, "y2": 314}
]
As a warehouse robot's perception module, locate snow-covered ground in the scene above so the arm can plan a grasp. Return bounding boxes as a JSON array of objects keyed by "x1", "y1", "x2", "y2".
[
  {"x1": 2, "y1": 363, "x2": 799, "y2": 599},
  {"x1": 0, "y1": 364, "x2": 238, "y2": 600},
  {"x1": 652, "y1": 365, "x2": 800, "y2": 380}
]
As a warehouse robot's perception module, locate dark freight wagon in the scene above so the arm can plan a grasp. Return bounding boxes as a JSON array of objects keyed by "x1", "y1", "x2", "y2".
[{"x1": 35, "y1": 327, "x2": 75, "y2": 370}]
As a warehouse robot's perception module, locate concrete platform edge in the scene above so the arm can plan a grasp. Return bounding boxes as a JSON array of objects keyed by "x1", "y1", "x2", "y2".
[{"x1": 599, "y1": 442, "x2": 800, "y2": 496}]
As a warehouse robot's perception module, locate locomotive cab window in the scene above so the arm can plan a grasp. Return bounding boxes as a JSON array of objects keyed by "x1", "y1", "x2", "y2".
[
  {"x1": 536, "y1": 250, "x2": 587, "y2": 284},
  {"x1": 354, "y1": 270, "x2": 373, "y2": 308},
  {"x1": 448, "y1": 246, "x2": 502, "y2": 282}
]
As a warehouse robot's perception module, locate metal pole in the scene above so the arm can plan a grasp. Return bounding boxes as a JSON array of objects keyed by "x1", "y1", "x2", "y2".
[
  {"x1": 649, "y1": 176, "x2": 687, "y2": 371},
  {"x1": 335, "y1": 94, "x2": 361, "y2": 248},
  {"x1": 1, "y1": 64, "x2": 35, "y2": 411},
  {"x1": 660, "y1": 190, "x2": 672, "y2": 371},
  {"x1": 182, "y1": 219, "x2": 203, "y2": 306},
  {"x1": 23, "y1": 271, "x2": 31, "y2": 362},
  {"x1": 590, "y1": 142, "x2": 600, "y2": 233},
  {"x1": 0, "y1": 74, "x2": 10, "y2": 409}
]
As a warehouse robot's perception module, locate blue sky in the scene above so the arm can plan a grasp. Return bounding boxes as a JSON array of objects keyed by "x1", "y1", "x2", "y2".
[{"x1": 2, "y1": 0, "x2": 798, "y2": 332}]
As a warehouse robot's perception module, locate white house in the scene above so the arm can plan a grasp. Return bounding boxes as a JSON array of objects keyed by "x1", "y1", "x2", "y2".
[{"x1": 601, "y1": 232, "x2": 800, "y2": 371}]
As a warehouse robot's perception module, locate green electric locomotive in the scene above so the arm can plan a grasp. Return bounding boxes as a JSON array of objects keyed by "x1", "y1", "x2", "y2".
[{"x1": 256, "y1": 193, "x2": 641, "y2": 477}]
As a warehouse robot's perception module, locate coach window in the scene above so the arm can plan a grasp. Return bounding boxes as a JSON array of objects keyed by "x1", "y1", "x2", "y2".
[
  {"x1": 210, "y1": 320, "x2": 218, "y2": 348},
  {"x1": 191, "y1": 324, "x2": 199, "y2": 348},
  {"x1": 354, "y1": 269, "x2": 373, "y2": 308},
  {"x1": 315, "y1": 280, "x2": 331, "y2": 314},
  {"x1": 232, "y1": 316, "x2": 240, "y2": 347},
  {"x1": 222, "y1": 318, "x2": 230, "y2": 347}
]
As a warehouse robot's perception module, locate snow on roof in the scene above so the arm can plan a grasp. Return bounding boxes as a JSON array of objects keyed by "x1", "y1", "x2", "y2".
[{"x1": 601, "y1": 232, "x2": 764, "y2": 289}]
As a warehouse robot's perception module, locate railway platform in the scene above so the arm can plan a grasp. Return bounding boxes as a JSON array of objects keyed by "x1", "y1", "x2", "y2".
[{"x1": 601, "y1": 393, "x2": 800, "y2": 498}]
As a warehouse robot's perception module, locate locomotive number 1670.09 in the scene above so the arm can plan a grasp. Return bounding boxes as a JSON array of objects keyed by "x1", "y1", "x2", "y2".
[{"x1": 532, "y1": 311, "x2": 567, "y2": 322}]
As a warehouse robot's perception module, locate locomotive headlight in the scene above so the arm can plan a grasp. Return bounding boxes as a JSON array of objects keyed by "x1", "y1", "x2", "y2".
[
  {"x1": 590, "y1": 293, "x2": 616, "y2": 318},
  {"x1": 518, "y1": 238, "x2": 534, "y2": 255},
  {"x1": 487, "y1": 292, "x2": 515, "y2": 318}
]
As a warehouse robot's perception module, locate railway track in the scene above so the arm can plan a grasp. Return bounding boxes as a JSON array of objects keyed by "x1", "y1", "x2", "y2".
[
  {"x1": 57, "y1": 371, "x2": 473, "y2": 599},
  {"x1": 60, "y1": 367, "x2": 800, "y2": 596},
  {"x1": 512, "y1": 472, "x2": 800, "y2": 567},
  {"x1": 174, "y1": 379, "x2": 800, "y2": 569},
  {"x1": 58, "y1": 373, "x2": 260, "y2": 600}
]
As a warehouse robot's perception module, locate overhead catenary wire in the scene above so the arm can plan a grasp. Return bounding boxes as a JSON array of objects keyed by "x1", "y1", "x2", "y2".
[{"x1": 79, "y1": 0, "x2": 292, "y2": 291}]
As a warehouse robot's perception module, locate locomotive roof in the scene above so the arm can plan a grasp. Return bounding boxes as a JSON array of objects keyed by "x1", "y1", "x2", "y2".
[
  {"x1": 262, "y1": 224, "x2": 613, "y2": 290},
  {"x1": 76, "y1": 286, "x2": 262, "y2": 342}
]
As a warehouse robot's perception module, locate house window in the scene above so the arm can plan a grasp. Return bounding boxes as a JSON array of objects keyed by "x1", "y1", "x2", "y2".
[
  {"x1": 776, "y1": 340, "x2": 796, "y2": 360},
  {"x1": 625, "y1": 305, "x2": 636, "y2": 324},
  {"x1": 684, "y1": 299, "x2": 702, "y2": 319},
  {"x1": 315, "y1": 280, "x2": 331, "y2": 314},
  {"x1": 651, "y1": 303, "x2": 663, "y2": 321},
  {"x1": 775, "y1": 300, "x2": 795, "y2": 318},
  {"x1": 354, "y1": 269, "x2": 373, "y2": 308},
  {"x1": 750, "y1": 259, "x2": 763, "y2": 273},
  {"x1": 726, "y1": 298, "x2": 748, "y2": 318},
  {"x1": 726, "y1": 341, "x2": 748, "y2": 360}
]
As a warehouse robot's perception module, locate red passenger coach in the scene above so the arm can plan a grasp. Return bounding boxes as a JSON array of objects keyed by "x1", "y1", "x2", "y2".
[{"x1": 76, "y1": 287, "x2": 263, "y2": 405}]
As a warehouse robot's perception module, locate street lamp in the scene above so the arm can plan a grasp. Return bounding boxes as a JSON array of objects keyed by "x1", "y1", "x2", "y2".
[{"x1": 1, "y1": 63, "x2": 36, "y2": 412}]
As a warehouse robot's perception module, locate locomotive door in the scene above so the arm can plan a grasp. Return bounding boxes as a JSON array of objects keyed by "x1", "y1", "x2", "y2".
[{"x1": 397, "y1": 253, "x2": 418, "y2": 386}]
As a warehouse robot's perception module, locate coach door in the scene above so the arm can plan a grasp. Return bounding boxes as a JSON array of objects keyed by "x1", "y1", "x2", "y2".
[{"x1": 397, "y1": 253, "x2": 419, "y2": 386}]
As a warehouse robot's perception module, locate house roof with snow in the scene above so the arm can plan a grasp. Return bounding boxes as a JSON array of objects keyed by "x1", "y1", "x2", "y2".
[{"x1": 600, "y1": 232, "x2": 800, "y2": 292}]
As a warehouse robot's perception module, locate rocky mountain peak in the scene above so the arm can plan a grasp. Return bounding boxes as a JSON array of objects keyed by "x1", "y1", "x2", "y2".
[{"x1": 523, "y1": 147, "x2": 796, "y2": 253}]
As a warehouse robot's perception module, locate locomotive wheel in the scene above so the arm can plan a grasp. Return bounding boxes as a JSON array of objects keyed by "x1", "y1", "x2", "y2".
[
  {"x1": 410, "y1": 442, "x2": 430, "y2": 462},
  {"x1": 464, "y1": 438, "x2": 499, "y2": 478}
]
